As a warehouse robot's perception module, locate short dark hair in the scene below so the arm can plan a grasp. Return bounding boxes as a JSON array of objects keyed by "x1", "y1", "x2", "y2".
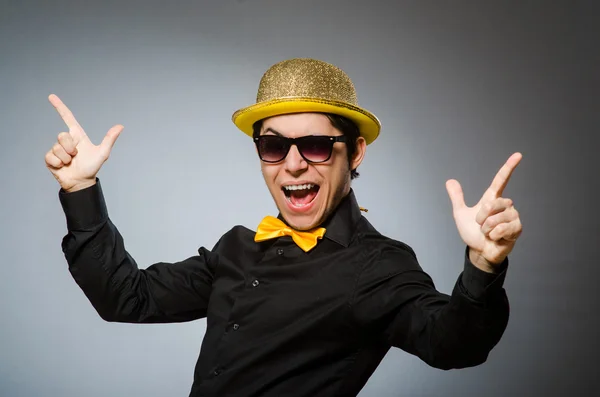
[{"x1": 252, "y1": 113, "x2": 361, "y2": 179}]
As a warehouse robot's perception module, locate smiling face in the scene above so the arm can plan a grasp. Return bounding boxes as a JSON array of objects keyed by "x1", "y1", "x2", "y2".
[{"x1": 257, "y1": 113, "x2": 366, "y2": 231}]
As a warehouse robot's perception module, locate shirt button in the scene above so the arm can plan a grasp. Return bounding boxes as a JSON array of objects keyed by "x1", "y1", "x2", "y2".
[
  {"x1": 277, "y1": 248, "x2": 284, "y2": 255},
  {"x1": 213, "y1": 368, "x2": 221, "y2": 376},
  {"x1": 233, "y1": 323, "x2": 240, "y2": 331},
  {"x1": 252, "y1": 279, "x2": 260, "y2": 287}
]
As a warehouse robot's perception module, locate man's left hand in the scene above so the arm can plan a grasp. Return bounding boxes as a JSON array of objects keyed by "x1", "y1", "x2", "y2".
[{"x1": 445, "y1": 153, "x2": 523, "y2": 273}]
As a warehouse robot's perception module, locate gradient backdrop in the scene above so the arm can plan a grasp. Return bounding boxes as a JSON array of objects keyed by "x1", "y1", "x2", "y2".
[{"x1": 1, "y1": 1, "x2": 598, "y2": 396}]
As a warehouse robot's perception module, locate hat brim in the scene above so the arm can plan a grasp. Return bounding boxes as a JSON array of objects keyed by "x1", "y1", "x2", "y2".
[{"x1": 232, "y1": 97, "x2": 381, "y2": 145}]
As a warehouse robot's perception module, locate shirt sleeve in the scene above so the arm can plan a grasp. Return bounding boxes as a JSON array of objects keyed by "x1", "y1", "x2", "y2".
[
  {"x1": 351, "y1": 243, "x2": 510, "y2": 370},
  {"x1": 59, "y1": 178, "x2": 217, "y2": 323},
  {"x1": 460, "y1": 246, "x2": 508, "y2": 300}
]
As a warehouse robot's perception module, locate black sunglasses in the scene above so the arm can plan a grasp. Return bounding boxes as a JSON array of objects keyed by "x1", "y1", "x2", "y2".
[{"x1": 254, "y1": 135, "x2": 347, "y2": 163}]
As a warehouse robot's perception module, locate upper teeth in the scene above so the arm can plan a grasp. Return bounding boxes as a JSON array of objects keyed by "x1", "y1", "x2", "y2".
[{"x1": 284, "y1": 184, "x2": 314, "y2": 191}]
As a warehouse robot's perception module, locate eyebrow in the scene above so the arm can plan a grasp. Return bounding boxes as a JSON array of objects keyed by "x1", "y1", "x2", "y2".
[
  {"x1": 262, "y1": 128, "x2": 328, "y2": 137},
  {"x1": 262, "y1": 127, "x2": 283, "y2": 136}
]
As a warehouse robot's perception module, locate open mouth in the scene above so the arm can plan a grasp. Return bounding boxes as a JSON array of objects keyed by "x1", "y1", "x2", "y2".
[{"x1": 282, "y1": 183, "x2": 320, "y2": 208}]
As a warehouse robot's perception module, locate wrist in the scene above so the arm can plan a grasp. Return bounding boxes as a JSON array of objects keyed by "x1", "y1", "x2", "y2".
[
  {"x1": 468, "y1": 248, "x2": 497, "y2": 274},
  {"x1": 64, "y1": 178, "x2": 97, "y2": 193}
]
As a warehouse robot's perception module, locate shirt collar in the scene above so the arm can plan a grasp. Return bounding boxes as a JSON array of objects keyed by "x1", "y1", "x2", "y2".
[{"x1": 277, "y1": 189, "x2": 362, "y2": 248}]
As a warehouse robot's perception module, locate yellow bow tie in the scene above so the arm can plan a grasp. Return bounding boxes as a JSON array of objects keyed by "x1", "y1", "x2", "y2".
[{"x1": 254, "y1": 216, "x2": 326, "y2": 252}]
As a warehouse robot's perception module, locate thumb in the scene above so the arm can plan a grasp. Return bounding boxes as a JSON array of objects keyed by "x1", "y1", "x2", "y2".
[
  {"x1": 445, "y1": 179, "x2": 466, "y2": 212},
  {"x1": 99, "y1": 124, "x2": 123, "y2": 157}
]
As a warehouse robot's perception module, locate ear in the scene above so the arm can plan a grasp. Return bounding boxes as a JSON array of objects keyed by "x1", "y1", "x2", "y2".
[{"x1": 350, "y1": 136, "x2": 367, "y2": 170}]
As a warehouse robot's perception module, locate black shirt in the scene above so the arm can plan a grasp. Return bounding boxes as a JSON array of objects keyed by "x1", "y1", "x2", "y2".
[{"x1": 59, "y1": 179, "x2": 510, "y2": 397}]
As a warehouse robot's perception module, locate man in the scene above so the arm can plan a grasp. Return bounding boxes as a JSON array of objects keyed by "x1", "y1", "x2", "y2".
[{"x1": 45, "y1": 58, "x2": 523, "y2": 396}]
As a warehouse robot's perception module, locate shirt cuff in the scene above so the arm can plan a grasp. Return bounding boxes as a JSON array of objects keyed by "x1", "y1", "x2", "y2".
[
  {"x1": 460, "y1": 246, "x2": 508, "y2": 300},
  {"x1": 58, "y1": 178, "x2": 108, "y2": 230}
]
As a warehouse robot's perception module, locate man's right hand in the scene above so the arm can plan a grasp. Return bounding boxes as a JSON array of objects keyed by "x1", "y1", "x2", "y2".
[{"x1": 45, "y1": 94, "x2": 123, "y2": 192}]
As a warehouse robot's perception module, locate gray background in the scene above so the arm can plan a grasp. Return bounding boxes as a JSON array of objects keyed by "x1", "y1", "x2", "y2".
[{"x1": 1, "y1": 0, "x2": 598, "y2": 396}]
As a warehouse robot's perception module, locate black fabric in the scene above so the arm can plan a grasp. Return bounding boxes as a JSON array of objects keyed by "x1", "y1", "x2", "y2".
[{"x1": 59, "y1": 179, "x2": 509, "y2": 397}]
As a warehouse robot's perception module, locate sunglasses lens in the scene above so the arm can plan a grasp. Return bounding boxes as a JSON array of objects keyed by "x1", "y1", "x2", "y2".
[
  {"x1": 258, "y1": 136, "x2": 289, "y2": 162},
  {"x1": 298, "y1": 137, "x2": 332, "y2": 162}
]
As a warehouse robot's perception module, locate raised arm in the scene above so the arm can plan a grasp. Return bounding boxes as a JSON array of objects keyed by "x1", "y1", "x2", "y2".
[
  {"x1": 60, "y1": 180, "x2": 217, "y2": 323},
  {"x1": 46, "y1": 95, "x2": 216, "y2": 323},
  {"x1": 353, "y1": 245, "x2": 509, "y2": 370},
  {"x1": 353, "y1": 154, "x2": 523, "y2": 368}
]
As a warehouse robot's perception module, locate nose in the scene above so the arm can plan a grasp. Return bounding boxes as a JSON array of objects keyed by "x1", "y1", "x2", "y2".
[{"x1": 284, "y1": 144, "x2": 308, "y2": 174}]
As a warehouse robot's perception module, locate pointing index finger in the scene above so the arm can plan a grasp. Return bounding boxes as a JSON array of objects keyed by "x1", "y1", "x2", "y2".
[
  {"x1": 486, "y1": 152, "x2": 523, "y2": 199},
  {"x1": 48, "y1": 94, "x2": 83, "y2": 132}
]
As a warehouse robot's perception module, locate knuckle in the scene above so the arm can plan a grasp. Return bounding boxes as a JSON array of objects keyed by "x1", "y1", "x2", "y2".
[
  {"x1": 515, "y1": 220, "x2": 522, "y2": 231},
  {"x1": 482, "y1": 218, "x2": 495, "y2": 231},
  {"x1": 45, "y1": 153, "x2": 60, "y2": 167},
  {"x1": 494, "y1": 223, "x2": 506, "y2": 234},
  {"x1": 57, "y1": 132, "x2": 75, "y2": 151},
  {"x1": 514, "y1": 226, "x2": 522, "y2": 236}
]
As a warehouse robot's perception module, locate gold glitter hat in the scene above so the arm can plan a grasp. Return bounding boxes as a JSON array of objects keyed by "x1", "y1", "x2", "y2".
[{"x1": 232, "y1": 58, "x2": 381, "y2": 144}]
